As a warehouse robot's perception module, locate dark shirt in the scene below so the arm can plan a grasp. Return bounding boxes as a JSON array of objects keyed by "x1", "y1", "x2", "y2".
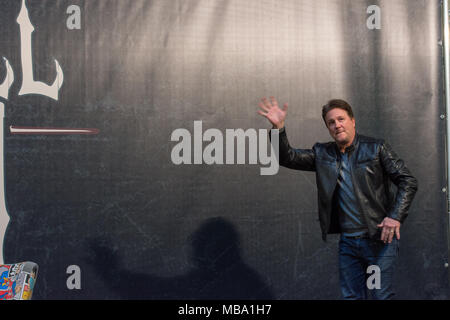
[{"x1": 336, "y1": 148, "x2": 369, "y2": 237}]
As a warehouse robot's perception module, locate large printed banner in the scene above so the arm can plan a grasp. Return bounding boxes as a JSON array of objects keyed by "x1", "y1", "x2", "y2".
[{"x1": 0, "y1": 0, "x2": 448, "y2": 299}]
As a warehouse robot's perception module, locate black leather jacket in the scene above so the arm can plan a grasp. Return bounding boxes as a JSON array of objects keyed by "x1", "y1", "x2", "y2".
[{"x1": 275, "y1": 127, "x2": 418, "y2": 241}]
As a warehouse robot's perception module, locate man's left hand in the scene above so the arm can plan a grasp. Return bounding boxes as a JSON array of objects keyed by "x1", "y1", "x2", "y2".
[{"x1": 377, "y1": 217, "x2": 401, "y2": 243}]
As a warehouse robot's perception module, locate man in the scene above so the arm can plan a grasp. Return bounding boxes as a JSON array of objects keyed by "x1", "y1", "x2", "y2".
[{"x1": 257, "y1": 97, "x2": 418, "y2": 300}]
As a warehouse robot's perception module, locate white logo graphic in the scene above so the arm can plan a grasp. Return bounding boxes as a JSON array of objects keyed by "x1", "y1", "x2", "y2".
[
  {"x1": 366, "y1": 5, "x2": 381, "y2": 30},
  {"x1": 0, "y1": 0, "x2": 67, "y2": 264},
  {"x1": 17, "y1": 0, "x2": 64, "y2": 100},
  {"x1": 171, "y1": 121, "x2": 279, "y2": 176},
  {"x1": 366, "y1": 264, "x2": 381, "y2": 290},
  {"x1": 66, "y1": 265, "x2": 81, "y2": 290},
  {"x1": 66, "y1": 5, "x2": 81, "y2": 30},
  {"x1": 0, "y1": 57, "x2": 13, "y2": 265},
  {"x1": 0, "y1": 1, "x2": 100, "y2": 264}
]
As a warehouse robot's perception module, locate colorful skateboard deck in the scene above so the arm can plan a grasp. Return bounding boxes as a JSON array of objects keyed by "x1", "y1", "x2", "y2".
[{"x1": 0, "y1": 262, "x2": 38, "y2": 300}]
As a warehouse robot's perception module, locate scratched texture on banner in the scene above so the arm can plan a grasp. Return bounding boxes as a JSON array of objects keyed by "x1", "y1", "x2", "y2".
[{"x1": 0, "y1": 0, "x2": 448, "y2": 299}]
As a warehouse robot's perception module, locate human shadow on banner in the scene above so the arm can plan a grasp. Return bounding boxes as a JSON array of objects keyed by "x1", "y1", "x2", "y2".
[{"x1": 85, "y1": 217, "x2": 274, "y2": 299}]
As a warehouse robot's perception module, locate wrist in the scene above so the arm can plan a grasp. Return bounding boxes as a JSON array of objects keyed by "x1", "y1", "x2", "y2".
[{"x1": 273, "y1": 122, "x2": 285, "y2": 129}]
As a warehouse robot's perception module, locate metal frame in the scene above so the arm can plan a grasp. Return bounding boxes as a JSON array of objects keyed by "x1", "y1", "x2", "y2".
[{"x1": 442, "y1": 0, "x2": 450, "y2": 281}]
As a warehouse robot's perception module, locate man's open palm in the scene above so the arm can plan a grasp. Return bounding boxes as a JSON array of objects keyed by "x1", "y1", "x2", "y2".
[{"x1": 258, "y1": 96, "x2": 288, "y2": 129}]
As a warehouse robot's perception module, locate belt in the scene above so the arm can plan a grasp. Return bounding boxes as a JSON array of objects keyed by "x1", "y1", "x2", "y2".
[{"x1": 343, "y1": 234, "x2": 369, "y2": 239}]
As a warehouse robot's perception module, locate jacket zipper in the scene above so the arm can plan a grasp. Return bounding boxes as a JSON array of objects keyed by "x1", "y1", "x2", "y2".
[{"x1": 348, "y1": 151, "x2": 372, "y2": 237}]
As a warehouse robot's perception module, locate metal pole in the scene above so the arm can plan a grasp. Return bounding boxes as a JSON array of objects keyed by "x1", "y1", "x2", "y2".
[{"x1": 442, "y1": 0, "x2": 450, "y2": 280}]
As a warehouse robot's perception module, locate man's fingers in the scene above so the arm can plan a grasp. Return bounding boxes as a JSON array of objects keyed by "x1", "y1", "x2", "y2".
[
  {"x1": 385, "y1": 227, "x2": 398, "y2": 243},
  {"x1": 270, "y1": 96, "x2": 279, "y2": 108},
  {"x1": 381, "y1": 226, "x2": 392, "y2": 243},
  {"x1": 261, "y1": 97, "x2": 288, "y2": 113},
  {"x1": 262, "y1": 97, "x2": 272, "y2": 108},
  {"x1": 395, "y1": 227, "x2": 401, "y2": 240},
  {"x1": 378, "y1": 218, "x2": 401, "y2": 243},
  {"x1": 380, "y1": 227, "x2": 386, "y2": 242},
  {"x1": 258, "y1": 101, "x2": 271, "y2": 112},
  {"x1": 387, "y1": 228, "x2": 395, "y2": 243},
  {"x1": 257, "y1": 109, "x2": 267, "y2": 117},
  {"x1": 382, "y1": 229, "x2": 389, "y2": 243},
  {"x1": 380, "y1": 226, "x2": 400, "y2": 243},
  {"x1": 378, "y1": 222, "x2": 388, "y2": 242}
]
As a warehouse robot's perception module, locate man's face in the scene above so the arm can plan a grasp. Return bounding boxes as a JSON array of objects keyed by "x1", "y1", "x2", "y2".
[{"x1": 324, "y1": 108, "x2": 356, "y2": 147}]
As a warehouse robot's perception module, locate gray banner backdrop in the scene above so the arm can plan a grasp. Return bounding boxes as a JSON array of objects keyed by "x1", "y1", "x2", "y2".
[{"x1": 0, "y1": 0, "x2": 448, "y2": 299}]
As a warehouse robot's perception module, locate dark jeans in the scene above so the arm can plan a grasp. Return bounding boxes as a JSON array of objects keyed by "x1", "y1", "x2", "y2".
[{"x1": 339, "y1": 234, "x2": 399, "y2": 300}]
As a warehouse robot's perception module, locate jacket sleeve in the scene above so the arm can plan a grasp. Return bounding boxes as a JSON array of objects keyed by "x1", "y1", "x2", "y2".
[
  {"x1": 379, "y1": 142, "x2": 418, "y2": 223},
  {"x1": 270, "y1": 127, "x2": 316, "y2": 171}
]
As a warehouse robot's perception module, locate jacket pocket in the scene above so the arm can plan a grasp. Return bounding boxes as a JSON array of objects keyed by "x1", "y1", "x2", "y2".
[
  {"x1": 316, "y1": 157, "x2": 336, "y2": 166},
  {"x1": 355, "y1": 157, "x2": 379, "y2": 168}
]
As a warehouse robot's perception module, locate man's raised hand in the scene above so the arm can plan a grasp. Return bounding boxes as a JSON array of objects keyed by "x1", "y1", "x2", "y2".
[{"x1": 257, "y1": 96, "x2": 288, "y2": 129}]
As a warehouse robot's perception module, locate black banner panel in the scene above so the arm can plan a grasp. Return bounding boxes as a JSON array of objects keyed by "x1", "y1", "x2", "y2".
[{"x1": 0, "y1": 0, "x2": 448, "y2": 300}]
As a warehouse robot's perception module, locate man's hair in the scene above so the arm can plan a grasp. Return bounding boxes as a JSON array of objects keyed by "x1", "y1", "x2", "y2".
[{"x1": 321, "y1": 99, "x2": 354, "y2": 125}]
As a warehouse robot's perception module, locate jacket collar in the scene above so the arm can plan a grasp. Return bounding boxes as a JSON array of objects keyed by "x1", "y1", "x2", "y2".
[{"x1": 335, "y1": 132, "x2": 359, "y2": 155}]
